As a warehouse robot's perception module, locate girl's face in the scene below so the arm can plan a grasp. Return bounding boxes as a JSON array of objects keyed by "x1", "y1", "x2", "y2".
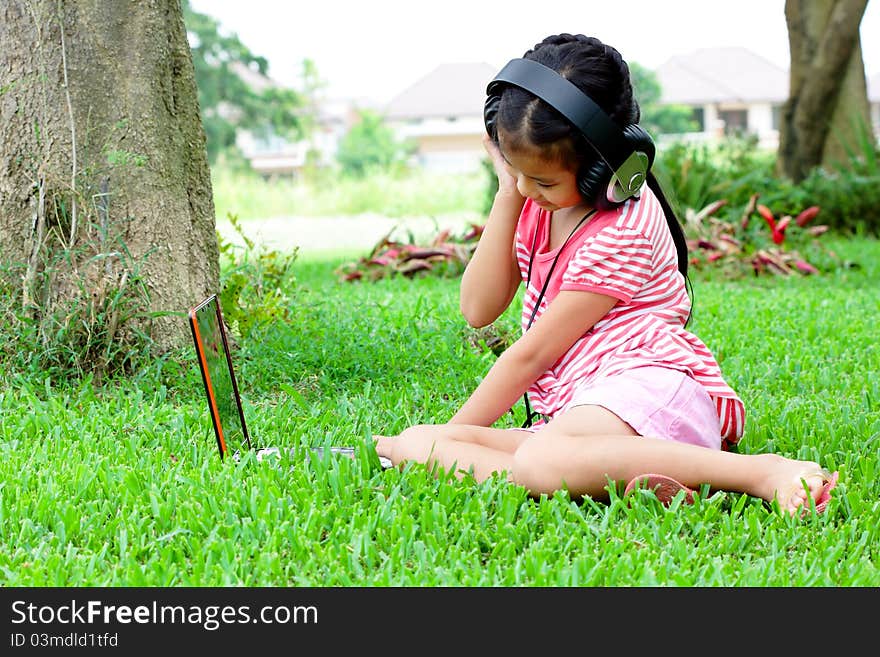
[{"x1": 499, "y1": 144, "x2": 586, "y2": 213}]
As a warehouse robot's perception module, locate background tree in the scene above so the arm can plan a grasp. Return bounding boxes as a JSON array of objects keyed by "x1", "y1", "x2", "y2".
[
  {"x1": 182, "y1": 0, "x2": 308, "y2": 163},
  {"x1": 336, "y1": 110, "x2": 414, "y2": 177},
  {"x1": 629, "y1": 62, "x2": 699, "y2": 138},
  {"x1": 779, "y1": 0, "x2": 871, "y2": 181},
  {"x1": 0, "y1": 0, "x2": 218, "y2": 372}
]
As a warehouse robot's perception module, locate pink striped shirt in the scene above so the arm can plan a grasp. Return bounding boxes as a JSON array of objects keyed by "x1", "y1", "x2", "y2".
[{"x1": 515, "y1": 189, "x2": 745, "y2": 448}]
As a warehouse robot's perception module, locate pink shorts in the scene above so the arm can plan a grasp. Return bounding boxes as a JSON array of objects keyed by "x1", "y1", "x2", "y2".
[{"x1": 563, "y1": 366, "x2": 722, "y2": 450}]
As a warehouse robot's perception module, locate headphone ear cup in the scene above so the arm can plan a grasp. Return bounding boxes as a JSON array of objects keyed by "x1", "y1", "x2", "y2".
[
  {"x1": 484, "y1": 93, "x2": 501, "y2": 141},
  {"x1": 604, "y1": 125, "x2": 654, "y2": 204},
  {"x1": 581, "y1": 125, "x2": 656, "y2": 207},
  {"x1": 622, "y1": 124, "x2": 656, "y2": 170},
  {"x1": 577, "y1": 159, "x2": 613, "y2": 209}
]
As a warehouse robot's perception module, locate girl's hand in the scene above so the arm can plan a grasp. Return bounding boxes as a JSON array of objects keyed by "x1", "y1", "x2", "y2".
[
  {"x1": 482, "y1": 134, "x2": 521, "y2": 198},
  {"x1": 460, "y1": 135, "x2": 526, "y2": 327}
]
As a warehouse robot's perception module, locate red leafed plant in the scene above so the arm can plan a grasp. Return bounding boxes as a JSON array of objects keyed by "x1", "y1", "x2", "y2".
[
  {"x1": 685, "y1": 194, "x2": 841, "y2": 277},
  {"x1": 335, "y1": 223, "x2": 484, "y2": 282},
  {"x1": 338, "y1": 196, "x2": 844, "y2": 282}
]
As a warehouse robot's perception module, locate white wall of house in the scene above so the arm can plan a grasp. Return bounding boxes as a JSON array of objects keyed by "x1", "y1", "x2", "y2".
[
  {"x1": 236, "y1": 132, "x2": 307, "y2": 175},
  {"x1": 748, "y1": 102, "x2": 777, "y2": 142},
  {"x1": 391, "y1": 116, "x2": 485, "y2": 173},
  {"x1": 236, "y1": 102, "x2": 351, "y2": 177},
  {"x1": 660, "y1": 101, "x2": 779, "y2": 149}
]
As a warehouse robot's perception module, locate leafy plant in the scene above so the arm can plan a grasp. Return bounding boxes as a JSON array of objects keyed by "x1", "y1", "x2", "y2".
[
  {"x1": 335, "y1": 224, "x2": 483, "y2": 282},
  {"x1": 654, "y1": 137, "x2": 776, "y2": 216},
  {"x1": 217, "y1": 213, "x2": 299, "y2": 338},
  {"x1": 684, "y1": 194, "x2": 851, "y2": 277},
  {"x1": 0, "y1": 234, "x2": 157, "y2": 383},
  {"x1": 790, "y1": 133, "x2": 880, "y2": 234},
  {"x1": 657, "y1": 130, "x2": 880, "y2": 237},
  {"x1": 336, "y1": 109, "x2": 415, "y2": 178},
  {"x1": 1, "y1": 134, "x2": 161, "y2": 383}
]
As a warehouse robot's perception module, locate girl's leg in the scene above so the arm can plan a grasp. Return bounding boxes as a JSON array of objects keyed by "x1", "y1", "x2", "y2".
[
  {"x1": 376, "y1": 405, "x2": 834, "y2": 514},
  {"x1": 511, "y1": 405, "x2": 833, "y2": 513},
  {"x1": 374, "y1": 424, "x2": 532, "y2": 483}
]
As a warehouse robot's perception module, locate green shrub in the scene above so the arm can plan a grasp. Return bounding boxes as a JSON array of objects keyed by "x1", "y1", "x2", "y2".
[
  {"x1": 336, "y1": 109, "x2": 415, "y2": 178},
  {"x1": 656, "y1": 134, "x2": 880, "y2": 236},
  {"x1": 789, "y1": 169, "x2": 880, "y2": 235},
  {"x1": 683, "y1": 196, "x2": 852, "y2": 279},
  {"x1": 654, "y1": 137, "x2": 777, "y2": 217},
  {"x1": 217, "y1": 214, "x2": 299, "y2": 340},
  {"x1": 334, "y1": 224, "x2": 483, "y2": 283}
]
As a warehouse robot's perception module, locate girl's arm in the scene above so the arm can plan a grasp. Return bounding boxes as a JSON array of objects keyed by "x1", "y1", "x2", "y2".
[
  {"x1": 449, "y1": 289, "x2": 618, "y2": 426},
  {"x1": 459, "y1": 135, "x2": 524, "y2": 328}
]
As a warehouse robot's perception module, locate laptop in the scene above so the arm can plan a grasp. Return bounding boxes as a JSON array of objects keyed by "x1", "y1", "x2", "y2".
[{"x1": 188, "y1": 294, "x2": 392, "y2": 469}]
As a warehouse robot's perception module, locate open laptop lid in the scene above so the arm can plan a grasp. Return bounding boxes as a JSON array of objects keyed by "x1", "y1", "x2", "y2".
[
  {"x1": 189, "y1": 295, "x2": 394, "y2": 469},
  {"x1": 188, "y1": 294, "x2": 251, "y2": 459}
]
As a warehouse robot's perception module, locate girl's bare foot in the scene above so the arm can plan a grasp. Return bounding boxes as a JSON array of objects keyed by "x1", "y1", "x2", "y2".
[
  {"x1": 373, "y1": 435, "x2": 390, "y2": 457},
  {"x1": 758, "y1": 455, "x2": 838, "y2": 515}
]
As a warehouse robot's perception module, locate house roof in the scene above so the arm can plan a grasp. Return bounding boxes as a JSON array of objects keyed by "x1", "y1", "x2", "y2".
[
  {"x1": 384, "y1": 62, "x2": 497, "y2": 120},
  {"x1": 382, "y1": 50, "x2": 878, "y2": 122},
  {"x1": 655, "y1": 47, "x2": 789, "y2": 105}
]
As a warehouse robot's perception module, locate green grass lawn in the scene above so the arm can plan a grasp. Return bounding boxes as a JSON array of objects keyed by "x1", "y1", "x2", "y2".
[
  {"x1": 1, "y1": 237, "x2": 878, "y2": 586},
  {"x1": 211, "y1": 166, "x2": 488, "y2": 221}
]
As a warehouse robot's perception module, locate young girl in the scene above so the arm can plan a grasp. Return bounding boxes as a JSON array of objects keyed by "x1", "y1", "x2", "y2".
[{"x1": 374, "y1": 34, "x2": 837, "y2": 516}]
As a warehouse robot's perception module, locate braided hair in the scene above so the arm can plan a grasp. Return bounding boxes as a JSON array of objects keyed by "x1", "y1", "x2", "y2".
[{"x1": 493, "y1": 34, "x2": 691, "y2": 283}]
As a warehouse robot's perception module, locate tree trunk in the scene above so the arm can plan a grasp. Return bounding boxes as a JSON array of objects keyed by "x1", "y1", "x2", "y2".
[
  {"x1": 0, "y1": 0, "x2": 219, "y2": 367},
  {"x1": 779, "y1": 0, "x2": 871, "y2": 181}
]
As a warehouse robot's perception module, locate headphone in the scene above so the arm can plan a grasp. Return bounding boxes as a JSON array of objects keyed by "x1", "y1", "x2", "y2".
[{"x1": 484, "y1": 58, "x2": 655, "y2": 206}]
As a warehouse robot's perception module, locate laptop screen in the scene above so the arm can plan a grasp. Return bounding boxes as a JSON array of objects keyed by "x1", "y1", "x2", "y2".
[{"x1": 189, "y1": 295, "x2": 251, "y2": 458}]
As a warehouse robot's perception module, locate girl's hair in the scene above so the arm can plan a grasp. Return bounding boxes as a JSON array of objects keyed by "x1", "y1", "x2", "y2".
[{"x1": 494, "y1": 34, "x2": 691, "y2": 284}]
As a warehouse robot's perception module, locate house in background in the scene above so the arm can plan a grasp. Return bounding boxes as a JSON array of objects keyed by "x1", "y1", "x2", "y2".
[
  {"x1": 383, "y1": 62, "x2": 497, "y2": 173},
  {"x1": 236, "y1": 96, "x2": 364, "y2": 177},
  {"x1": 234, "y1": 50, "x2": 880, "y2": 176},
  {"x1": 653, "y1": 47, "x2": 788, "y2": 149},
  {"x1": 226, "y1": 59, "x2": 373, "y2": 177},
  {"x1": 381, "y1": 48, "x2": 794, "y2": 173},
  {"x1": 655, "y1": 48, "x2": 880, "y2": 150}
]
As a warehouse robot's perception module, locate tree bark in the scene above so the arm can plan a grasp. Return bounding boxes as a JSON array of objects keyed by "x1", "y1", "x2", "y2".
[
  {"x1": 779, "y1": 0, "x2": 871, "y2": 181},
  {"x1": 0, "y1": 0, "x2": 219, "y2": 359}
]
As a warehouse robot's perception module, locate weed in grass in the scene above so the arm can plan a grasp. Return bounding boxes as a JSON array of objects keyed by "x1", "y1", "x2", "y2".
[
  {"x1": 217, "y1": 213, "x2": 300, "y2": 340},
  {"x1": 1, "y1": 234, "x2": 157, "y2": 385}
]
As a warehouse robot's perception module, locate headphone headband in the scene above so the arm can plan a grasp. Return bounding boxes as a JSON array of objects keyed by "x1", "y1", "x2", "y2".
[{"x1": 486, "y1": 58, "x2": 650, "y2": 201}]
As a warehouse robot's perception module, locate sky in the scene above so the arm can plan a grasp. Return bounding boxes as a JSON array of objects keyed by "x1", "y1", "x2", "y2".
[{"x1": 189, "y1": 0, "x2": 880, "y2": 104}]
